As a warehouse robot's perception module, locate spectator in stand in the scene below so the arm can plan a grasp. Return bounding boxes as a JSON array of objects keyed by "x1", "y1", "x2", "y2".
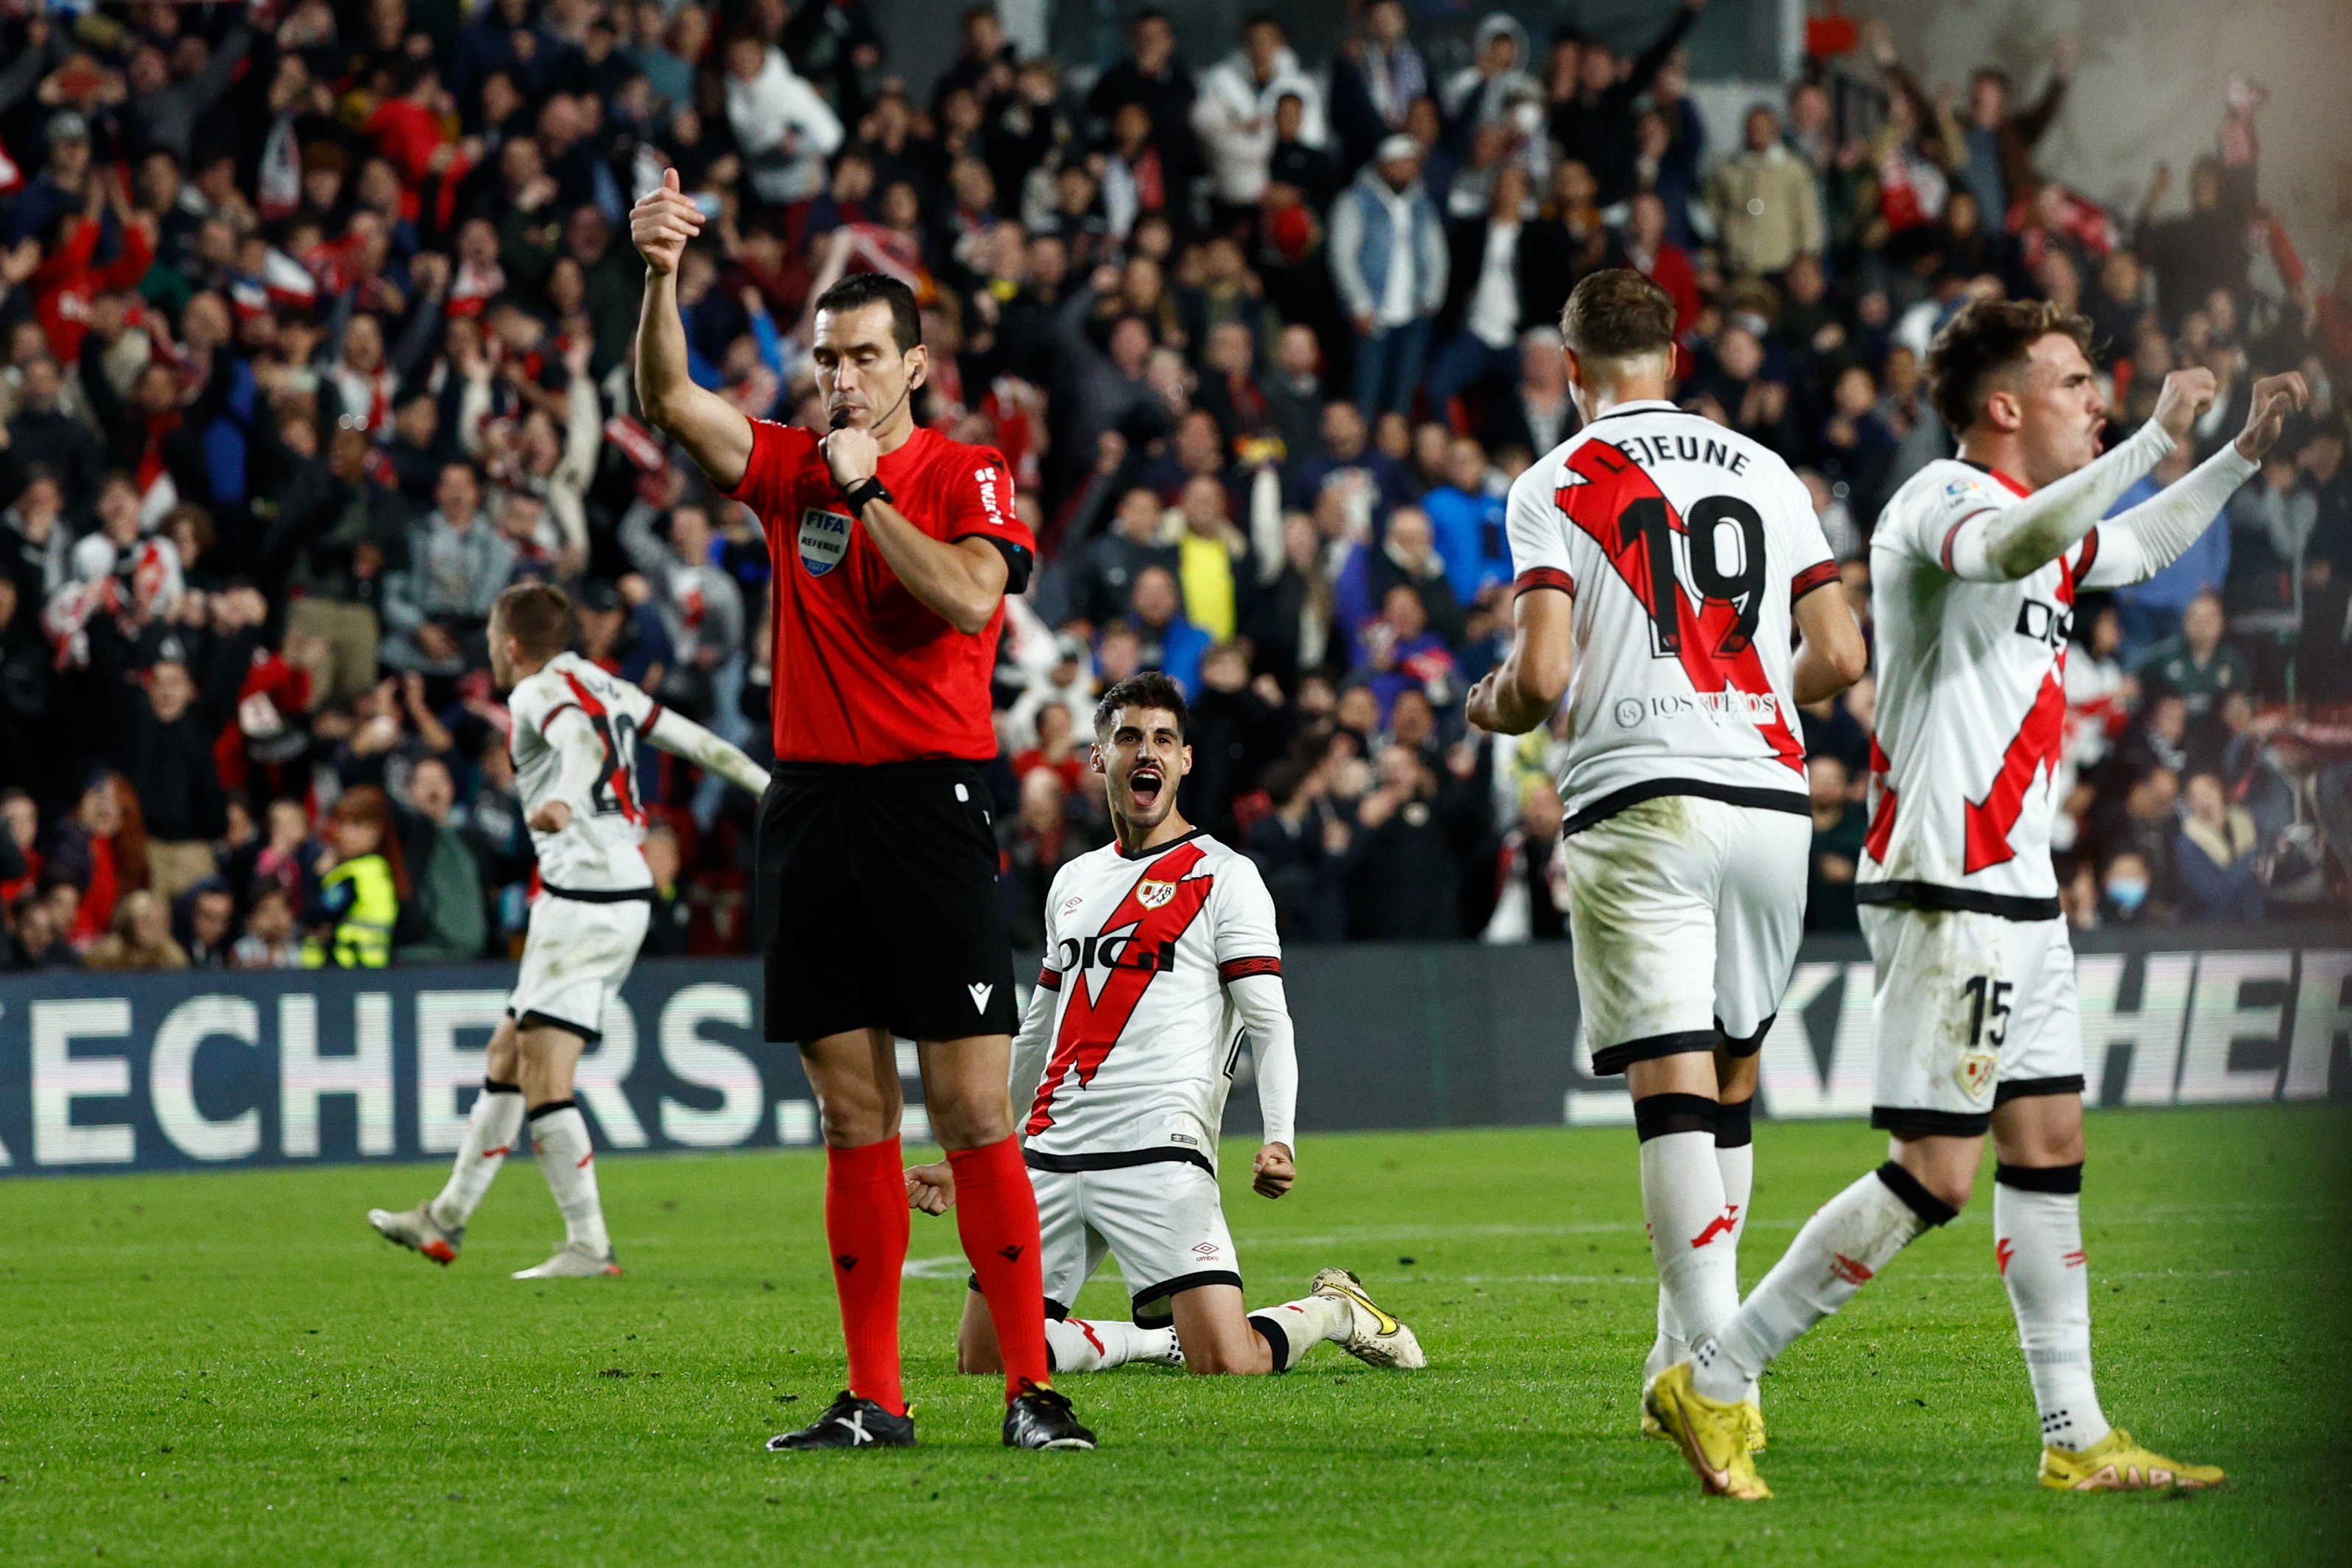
[
  {"x1": 1263, "y1": 323, "x2": 1329, "y2": 465},
  {"x1": 1422, "y1": 436, "x2": 1511, "y2": 605},
  {"x1": 42, "y1": 771, "x2": 145, "y2": 948},
  {"x1": 175, "y1": 878, "x2": 237, "y2": 968},
  {"x1": 230, "y1": 884, "x2": 306, "y2": 971},
  {"x1": 1430, "y1": 164, "x2": 1532, "y2": 416},
  {"x1": 1081, "y1": 486, "x2": 1181, "y2": 626},
  {"x1": 2097, "y1": 850, "x2": 2160, "y2": 927},
  {"x1": 1000, "y1": 766, "x2": 1081, "y2": 951},
  {"x1": 394, "y1": 754, "x2": 488, "y2": 964},
  {"x1": 1476, "y1": 774, "x2": 1567, "y2": 943},
  {"x1": 1332, "y1": 0, "x2": 1429, "y2": 156},
  {"x1": 1087, "y1": 9, "x2": 1201, "y2": 205},
  {"x1": 114, "y1": 658, "x2": 229, "y2": 900},
  {"x1": 1484, "y1": 326, "x2": 1576, "y2": 457},
  {"x1": 381, "y1": 460, "x2": 512, "y2": 677},
  {"x1": 1330, "y1": 136, "x2": 1448, "y2": 421},
  {"x1": 304, "y1": 785, "x2": 409, "y2": 970},
  {"x1": 8, "y1": 891, "x2": 78, "y2": 971},
  {"x1": 1956, "y1": 38, "x2": 2077, "y2": 224},
  {"x1": 1342, "y1": 503, "x2": 1461, "y2": 658},
  {"x1": 2138, "y1": 593, "x2": 2250, "y2": 764},
  {"x1": 1707, "y1": 105, "x2": 1825, "y2": 281},
  {"x1": 619, "y1": 496, "x2": 746, "y2": 724},
  {"x1": 1549, "y1": 1, "x2": 1704, "y2": 208},
  {"x1": 1173, "y1": 475, "x2": 1249, "y2": 645},
  {"x1": 1013, "y1": 702, "x2": 1087, "y2": 794},
  {"x1": 1123, "y1": 564, "x2": 1210, "y2": 698},
  {"x1": 642, "y1": 823, "x2": 692, "y2": 959},
  {"x1": 85, "y1": 887, "x2": 188, "y2": 971},
  {"x1": 1805, "y1": 754, "x2": 1865, "y2": 932},
  {"x1": 1192, "y1": 15, "x2": 1326, "y2": 238},
  {"x1": 2176, "y1": 770, "x2": 2263, "y2": 921}
]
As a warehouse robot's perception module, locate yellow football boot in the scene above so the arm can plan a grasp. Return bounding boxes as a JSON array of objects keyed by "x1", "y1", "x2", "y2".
[
  {"x1": 1642, "y1": 1377, "x2": 1764, "y2": 1452},
  {"x1": 1648, "y1": 1363, "x2": 1772, "y2": 1500},
  {"x1": 2038, "y1": 1428, "x2": 2225, "y2": 1491}
]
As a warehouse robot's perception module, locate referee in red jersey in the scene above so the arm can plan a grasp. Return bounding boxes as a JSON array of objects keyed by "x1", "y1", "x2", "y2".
[{"x1": 630, "y1": 171, "x2": 1091, "y2": 1452}]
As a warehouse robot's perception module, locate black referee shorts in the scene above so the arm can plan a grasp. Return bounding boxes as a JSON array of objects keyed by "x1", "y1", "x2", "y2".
[{"x1": 756, "y1": 759, "x2": 1020, "y2": 1044}]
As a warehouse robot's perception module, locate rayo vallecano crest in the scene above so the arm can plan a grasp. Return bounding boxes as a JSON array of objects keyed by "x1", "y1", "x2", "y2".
[
  {"x1": 1957, "y1": 1048, "x2": 1998, "y2": 1100},
  {"x1": 798, "y1": 507, "x2": 852, "y2": 577},
  {"x1": 1136, "y1": 879, "x2": 1178, "y2": 910}
]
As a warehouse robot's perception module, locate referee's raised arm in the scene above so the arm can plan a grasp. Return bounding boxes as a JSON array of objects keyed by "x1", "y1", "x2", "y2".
[{"x1": 629, "y1": 169, "x2": 753, "y2": 491}]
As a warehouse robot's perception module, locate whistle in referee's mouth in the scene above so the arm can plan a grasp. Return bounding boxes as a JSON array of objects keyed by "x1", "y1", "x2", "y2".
[{"x1": 828, "y1": 406, "x2": 854, "y2": 430}]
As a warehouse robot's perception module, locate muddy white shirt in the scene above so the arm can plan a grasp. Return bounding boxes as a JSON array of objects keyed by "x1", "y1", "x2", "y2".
[
  {"x1": 1503, "y1": 400, "x2": 1839, "y2": 833},
  {"x1": 1015, "y1": 829, "x2": 1294, "y2": 1171},
  {"x1": 507, "y1": 653, "x2": 661, "y2": 896}
]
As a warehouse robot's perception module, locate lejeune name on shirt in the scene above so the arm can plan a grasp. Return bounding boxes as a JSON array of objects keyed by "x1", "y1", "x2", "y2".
[{"x1": 1607, "y1": 429, "x2": 1754, "y2": 475}]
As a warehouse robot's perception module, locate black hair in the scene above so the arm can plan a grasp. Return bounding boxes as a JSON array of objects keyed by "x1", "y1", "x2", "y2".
[
  {"x1": 1093, "y1": 672, "x2": 1190, "y2": 740},
  {"x1": 811, "y1": 271, "x2": 924, "y2": 353}
]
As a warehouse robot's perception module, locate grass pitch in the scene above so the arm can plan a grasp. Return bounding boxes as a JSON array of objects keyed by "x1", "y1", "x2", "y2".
[{"x1": 0, "y1": 1105, "x2": 2344, "y2": 1567}]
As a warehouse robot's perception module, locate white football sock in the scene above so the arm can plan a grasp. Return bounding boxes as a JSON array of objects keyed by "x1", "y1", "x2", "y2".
[
  {"x1": 1246, "y1": 1294, "x2": 1352, "y2": 1371},
  {"x1": 1636, "y1": 1104, "x2": 1738, "y2": 1351},
  {"x1": 1995, "y1": 1168, "x2": 2110, "y2": 1452},
  {"x1": 429, "y1": 1080, "x2": 524, "y2": 1231},
  {"x1": 527, "y1": 1102, "x2": 611, "y2": 1254},
  {"x1": 1713, "y1": 1108, "x2": 1758, "y2": 1398},
  {"x1": 1645, "y1": 1105, "x2": 1756, "y2": 1387},
  {"x1": 1692, "y1": 1161, "x2": 1952, "y2": 1404},
  {"x1": 1042, "y1": 1317, "x2": 1175, "y2": 1373}
]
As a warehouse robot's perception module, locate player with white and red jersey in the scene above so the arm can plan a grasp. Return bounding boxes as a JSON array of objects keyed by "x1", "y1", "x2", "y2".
[
  {"x1": 908, "y1": 673, "x2": 1425, "y2": 1379},
  {"x1": 1469, "y1": 272, "x2": 1867, "y2": 1460},
  {"x1": 1654, "y1": 299, "x2": 2306, "y2": 1502},
  {"x1": 369, "y1": 582, "x2": 770, "y2": 1282}
]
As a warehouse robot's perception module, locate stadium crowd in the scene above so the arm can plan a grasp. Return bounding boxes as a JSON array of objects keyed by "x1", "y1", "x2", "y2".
[{"x1": 0, "y1": 0, "x2": 2346, "y2": 973}]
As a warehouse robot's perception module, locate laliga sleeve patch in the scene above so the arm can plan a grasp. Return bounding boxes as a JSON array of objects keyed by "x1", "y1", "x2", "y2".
[{"x1": 798, "y1": 506, "x2": 853, "y2": 577}]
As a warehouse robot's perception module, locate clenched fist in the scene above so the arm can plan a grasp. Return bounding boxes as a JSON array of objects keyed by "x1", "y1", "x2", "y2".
[
  {"x1": 2234, "y1": 372, "x2": 2310, "y2": 462},
  {"x1": 2149, "y1": 368, "x2": 2219, "y2": 446},
  {"x1": 630, "y1": 168, "x2": 706, "y2": 277}
]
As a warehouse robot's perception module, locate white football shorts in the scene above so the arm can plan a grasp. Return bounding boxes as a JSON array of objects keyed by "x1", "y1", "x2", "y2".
[
  {"x1": 1860, "y1": 904, "x2": 2084, "y2": 1136},
  {"x1": 1025, "y1": 1156, "x2": 1240, "y2": 1325},
  {"x1": 1559, "y1": 794, "x2": 1811, "y2": 1076},
  {"x1": 507, "y1": 893, "x2": 652, "y2": 1039}
]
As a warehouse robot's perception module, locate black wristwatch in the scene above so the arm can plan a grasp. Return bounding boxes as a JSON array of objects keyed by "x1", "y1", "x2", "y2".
[{"x1": 840, "y1": 476, "x2": 892, "y2": 516}]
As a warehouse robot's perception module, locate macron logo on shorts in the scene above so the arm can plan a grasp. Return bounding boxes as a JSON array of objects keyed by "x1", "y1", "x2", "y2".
[{"x1": 969, "y1": 982, "x2": 994, "y2": 1013}]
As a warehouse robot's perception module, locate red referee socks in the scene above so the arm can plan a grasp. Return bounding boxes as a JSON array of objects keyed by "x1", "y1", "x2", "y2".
[
  {"x1": 947, "y1": 1136, "x2": 1053, "y2": 1402},
  {"x1": 824, "y1": 1136, "x2": 910, "y2": 1416}
]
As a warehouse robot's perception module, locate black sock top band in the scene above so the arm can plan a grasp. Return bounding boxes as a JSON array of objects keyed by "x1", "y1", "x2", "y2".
[
  {"x1": 1994, "y1": 1161, "x2": 2083, "y2": 1195},
  {"x1": 483, "y1": 1078, "x2": 522, "y2": 1095},
  {"x1": 1246, "y1": 1313, "x2": 1293, "y2": 1374},
  {"x1": 1874, "y1": 1160, "x2": 1959, "y2": 1227},
  {"x1": 1713, "y1": 1098, "x2": 1755, "y2": 1148},
  {"x1": 525, "y1": 1098, "x2": 580, "y2": 1121},
  {"x1": 1632, "y1": 1092, "x2": 1720, "y2": 1142}
]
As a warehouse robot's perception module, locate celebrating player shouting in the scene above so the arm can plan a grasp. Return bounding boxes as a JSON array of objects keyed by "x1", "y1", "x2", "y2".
[
  {"x1": 630, "y1": 171, "x2": 1089, "y2": 1450},
  {"x1": 905, "y1": 673, "x2": 1425, "y2": 1379},
  {"x1": 1465, "y1": 271, "x2": 1867, "y2": 1469},
  {"x1": 1653, "y1": 300, "x2": 2304, "y2": 1499},
  {"x1": 369, "y1": 583, "x2": 770, "y2": 1277}
]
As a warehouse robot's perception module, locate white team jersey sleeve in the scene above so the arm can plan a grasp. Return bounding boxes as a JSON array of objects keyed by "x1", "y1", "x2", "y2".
[
  {"x1": 1207, "y1": 854, "x2": 1295, "y2": 1150},
  {"x1": 1503, "y1": 462, "x2": 1581, "y2": 594}
]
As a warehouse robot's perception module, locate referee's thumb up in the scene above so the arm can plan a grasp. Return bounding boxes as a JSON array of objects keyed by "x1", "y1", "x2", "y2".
[{"x1": 663, "y1": 167, "x2": 681, "y2": 193}]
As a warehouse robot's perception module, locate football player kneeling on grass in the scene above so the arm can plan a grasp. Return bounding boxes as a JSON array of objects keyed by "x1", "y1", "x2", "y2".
[{"x1": 906, "y1": 673, "x2": 1424, "y2": 1377}]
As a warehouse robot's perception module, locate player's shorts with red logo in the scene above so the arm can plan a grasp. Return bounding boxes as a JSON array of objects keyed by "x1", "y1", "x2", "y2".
[
  {"x1": 1024, "y1": 1153, "x2": 1240, "y2": 1326},
  {"x1": 755, "y1": 759, "x2": 1019, "y2": 1043},
  {"x1": 1561, "y1": 794, "x2": 1811, "y2": 1076},
  {"x1": 508, "y1": 892, "x2": 652, "y2": 1040},
  {"x1": 1860, "y1": 904, "x2": 2084, "y2": 1136}
]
